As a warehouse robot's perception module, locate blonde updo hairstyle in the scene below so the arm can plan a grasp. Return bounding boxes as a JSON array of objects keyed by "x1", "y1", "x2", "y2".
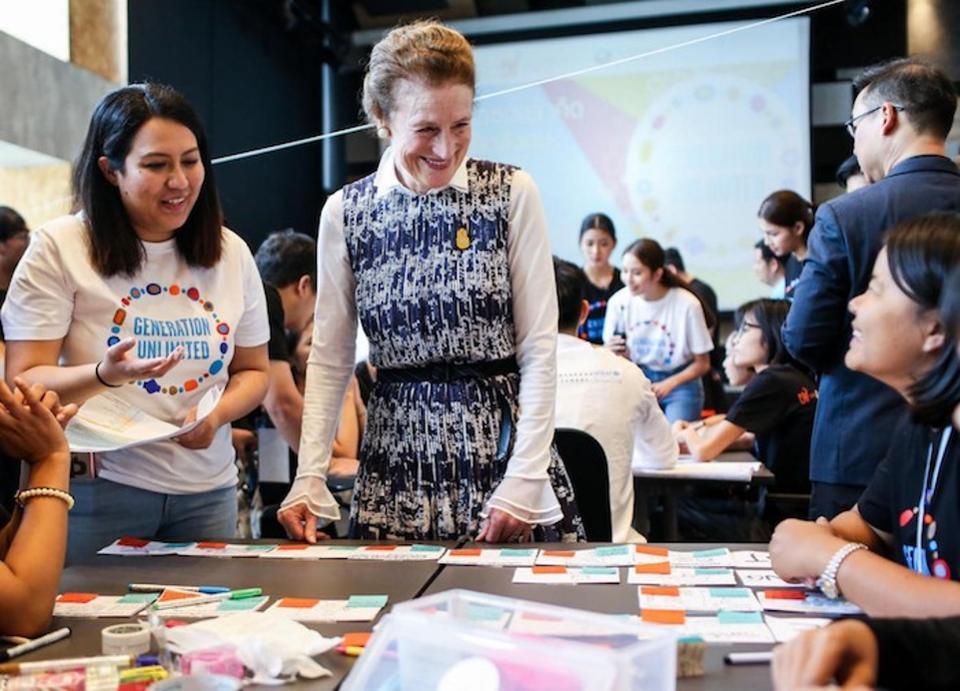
[{"x1": 362, "y1": 20, "x2": 476, "y2": 125}]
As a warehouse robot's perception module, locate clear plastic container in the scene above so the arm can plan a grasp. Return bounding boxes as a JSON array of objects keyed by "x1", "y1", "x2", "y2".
[{"x1": 342, "y1": 589, "x2": 677, "y2": 691}]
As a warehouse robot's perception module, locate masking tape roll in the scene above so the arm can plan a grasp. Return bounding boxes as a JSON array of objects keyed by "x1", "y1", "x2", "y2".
[{"x1": 102, "y1": 622, "x2": 150, "y2": 656}]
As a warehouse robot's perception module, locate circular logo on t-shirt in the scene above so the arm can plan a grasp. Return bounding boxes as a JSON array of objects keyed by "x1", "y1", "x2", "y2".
[{"x1": 106, "y1": 283, "x2": 231, "y2": 395}]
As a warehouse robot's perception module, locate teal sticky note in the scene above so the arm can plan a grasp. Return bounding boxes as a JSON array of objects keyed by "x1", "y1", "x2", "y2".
[
  {"x1": 709, "y1": 588, "x2": 752, "y2": 598},
  {"x1": 717, "y1": 611, "x2": 764, "y2": 625},
  {"x1": 348, "y1": 594, "x2": 389, "y2": 609},
  {"x1": 118, "y1": 593, "x2": 158, "y2": 604},
  {"x1": 693, "y1": 548, "x2": 728, "y2": 558},
  {"x1": 596, "y1": 545, "x2": 630, "y2": 557},
  {"x1": 411, "y1": 544, "x2": 444, "y2": 552},
  {"x1": 694, "y1": 568, "x2": 730, "y2": 576},
  {"x1": 499, "y1": 548, "x2": 536, "y2": 557},
  {"x1": 243, "y1": 544, "x2": 276, "y2": 552},
  {"x1": 329, "y1": 545, "x2": 360, "y2": 551},
  {"x1": 581, "y1": 566, "x2": 617, "y2": 576},
  {"x1": 161, "y1": 542, "x2": 193, "y2": 549},
  {"x1": 467, "y1": 604, "x2": 505, "y2": 621},
  {"x1": 219, "y1": 596, "x2": 268, "y2": 611}
]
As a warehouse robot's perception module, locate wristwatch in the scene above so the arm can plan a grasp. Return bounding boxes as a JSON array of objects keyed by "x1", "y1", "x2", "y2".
[{"x1": 816, "y1": 542, "x2": 867, "y2": 599}]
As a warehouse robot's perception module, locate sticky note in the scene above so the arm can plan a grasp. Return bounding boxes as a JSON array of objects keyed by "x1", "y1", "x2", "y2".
[
  {"x1": 693, "y1": 548, "x2": 728, "y2": 558},
  {"x1": 196, "y1": 542, "x2": 227, "y2": 549},
  {"x1": 329, "y1": 545, "x2": 359, "y2": 551},
  {"x1": 278, "y1": 597, "x2": 319, "y2": 608},
  {"x1": 596, "y1": 545, "x2": 630, "y2": 557},
  {"x1": 764, "y1": 590, "x2": 806, "y2": 600},
  {"x1": 342, "y1": 632, "x2": 372, "y2": 648},
  {"x1": 641, "y1": 586, "x2": 680, "y2": 596},
  {"x1": 410, "y1": 544, "x2": 444, "y2": 552},
  {"x1": 642, "y1": 609, "x2": 686, "y2": 625},
  {"x1": 243, "y1": 544, "x2": 275, "y2": 552},
  {"x1": 58, "y1": 592, "x2": 98, "y2": 603},
  {"x1": 364, "y1": 545, "x2": 397, "y2": 552},
  {"x1": 163, "y1": 542, "x2": 193, "y2": 549},
  {"x1": 635, "y1": 545, "x2": 669, "y2": 557},
  {"x1": 532, "y1": 565, "x2": 567, "y2": 575},
  {"x1": 582, "y1": 566, "x2": 617, "y2": 576},
  {"x1": 634, "y1": 562, "x2": 672, "y2": 575},
  {"x1": 694, "y1": 568, "x2": 730, "y2": 576},
  {"x1": 717, "y1": 611, "x2": 764, "y2": 625},
  {"x1": 117, "y1": 537, "x2": 150, "y2": 547},
  {"x1": 709, "y1": 588, "x2": 752, "y2": 598},
  {"x1": 278, "y1": 544, "x2": 309, "y2": 551},
  {"x1": 467, "y1": 604, "x2": 506, "y2": 621},
  {"x1": 159, "y1": 590, "x2": 201, "y2": 602},
  {"x1": 499, "y1": 548, "x2": 536, "y2": 557},
  {"x1": 219, "y1": 597, "x2": 265, "y2": 611},
  {"x1": 450, "y1": 549, "x2": 482, "y2": 557},
  {"x1": 542, "y1": 550, "x2": 576, "y2": 558},
  {"x1": 348, "y1": 595, "x2": 389, "y2": 609},
  {"x1": 118, "y1": 593, "x2": 159, "y2": 604}
]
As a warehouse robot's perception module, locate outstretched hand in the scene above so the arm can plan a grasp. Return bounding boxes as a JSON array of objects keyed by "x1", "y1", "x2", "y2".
[
  {"x1": 98, "y1": 338, "x2": 184, "y2": 386},
  {"x1": 278, "y1": 503, "x2": 332, "y2": 544},
  {"x1": 0, "y1": 379, "x2": 71, "y2": 462},
  {"x1": 477, "y1": 508, "x2": 533, "y2": 543}
]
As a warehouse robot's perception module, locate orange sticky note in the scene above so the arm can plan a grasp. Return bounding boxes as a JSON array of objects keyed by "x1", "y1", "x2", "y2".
[
  {"x1": 159, "y1": 590, "x2": 201, "y2": 602},
  {"x1": 450, "y1": 549, "x2": 482, "y2": 557},
  {"x1": 342, "y1": 632, "x2": 372, "y2": 648},
  {"x1": 278, "y1": 544, "x2": 309, "y2": 551},
  {"x1": 635, "y1": 545, "x2": 669, "y2": 557},
  {"x1": 532, "y1": 565, "x2": 568, "y2": 574},
  {"x1": 764, "y1": 590, "x2": 806, "y2": 600},
  {"x1": 196, "y1": 542, "x2": 227, "y2": 550},
  {"x1": 58, "y1": 592, "x2": 98, "y2": 603},
  {"x1": 640, "y1": 586, "x2": 680, "y2": 597},
  {"x1": 365, "y1": 545, "x2": 397, "y2": 551},
  {"x1": 642, "y1": 609, "x2": 687, "y2": 625},
  {"x1": 541, "y1": 550, "x2": 576, "y2": 558},
  {"x1": 118, "y1": 536, "x2": 150, "y2": 547},
  {"x1": 634, "y1": 562, "x2": 672, "y2": 575},
  {"x1": 277, "y1": 597, "x2": 320, "y2": 608}
]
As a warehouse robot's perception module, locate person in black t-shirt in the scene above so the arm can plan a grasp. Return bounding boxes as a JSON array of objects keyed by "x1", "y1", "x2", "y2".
[
  {"x1": 771, "y1": 213, "x2": 960, "y2": 617},
  {"x1": 576, "y1": 213, "x2": 624, "y2": 344},
  {"x1": 757, "y1": 190, "x2": 814, "y2": 300}
]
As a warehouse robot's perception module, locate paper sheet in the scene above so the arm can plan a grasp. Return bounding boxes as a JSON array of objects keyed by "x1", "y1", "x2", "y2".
[
  {"x1": 67, "y1": 386, "x2": 222, "y2": 452},
  {"x1": 175, "y1": 543, "x2": 278, "y2": 558},
  {"x1": 344, "y1": 545, "x2": 446, "y2": 561},
  {"x1": 512, "y1": 566, "x2": 621, "y2": 585},
  {"x1": 97, "y1": 537, "x2": 194, "y2": 556},
  {"x1": 736, "y1": 569, "x2": 806, "y2": 589},
  {"x1": 535, "y1": 545, "x2": 635, "y2": 567},
  {"x1": 628, "y1": 565, "x2": 737, "y2": 586},
  {"x1": 758, "y1": 590, "x2": 862, "y2": 616},
  {"x1": 439, "y1": 547, "x2": 539, "y2": 567},
  {"x1": 638, "y1": 586, "x2": 761, "y2": 612},
  {"x1": 265, "y1": 595, "x2": 388, "y2": 622},
  {"x1": 153, "y1": 596, "x2": 270, "y2": 619},
  {"x1": 638, "y1": 610, "x2": 775, "y2": 643},
  {"x1": 54, "y1": 592, "x2": 156, "y2": 618},
  {"x1": 764, "y1": 614, "x2": 832, "y2": 642}
]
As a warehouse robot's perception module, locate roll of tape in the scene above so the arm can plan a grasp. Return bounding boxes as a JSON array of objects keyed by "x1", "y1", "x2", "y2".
[{"x1": 102, "y1": 622, "x2": 151, "y2": 656}]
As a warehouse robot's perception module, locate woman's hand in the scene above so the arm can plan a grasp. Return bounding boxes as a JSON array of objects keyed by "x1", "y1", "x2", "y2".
[
  {"x1": 98, "y1": 338, "x2": 184, "y2": 386},
  {"x1": 772, "y1": 619, "x2": 878, "y2": 690},
  {"x1": 672, "y1": 419, "x2": 692, "y2": 442},
  {"x1": 477, "y1": 508, "x2": 533, "y2": 543},
  {"x1": 604, "y1": 335, "x2": 629, "y2": 359},
  {"x1": 769, "y1": 517, "x2": 846, "y2": 583},
  {"x1": 0, "y1": 379, "x2": 70, "y2": 463},
  {"x1": 652, "y1": 377, "x2": 677, "y2": 400},
  {"x1": 175, "y1": 406, "x2": 221, "y2": 449},
  {"x1": 278, "y1": 503, "x2": 333, "y2": 544}
]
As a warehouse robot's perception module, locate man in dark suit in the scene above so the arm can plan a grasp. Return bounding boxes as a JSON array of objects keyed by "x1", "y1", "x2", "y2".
[{"x1": 783, "y1": 58, "x2": 960, "y2": 519}]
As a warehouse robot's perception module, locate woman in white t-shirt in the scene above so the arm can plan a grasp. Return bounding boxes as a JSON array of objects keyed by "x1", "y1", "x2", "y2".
[
  {"x1": 1, "y1": 84, "x2": 270, "y2": 563},
  {"x1": 603, "y1": 238, "x2": 713, "y2": 423}
]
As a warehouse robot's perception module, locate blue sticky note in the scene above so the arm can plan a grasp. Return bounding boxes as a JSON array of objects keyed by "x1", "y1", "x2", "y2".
[
  {"x1": 596, "y1": 545, "x2": 630, "y2": 557},
  {"x1": 118, "y1": 593, "x2": 158, "y2": 604},
  {"x1": 693, "y1": 548, "x2": 728, "y2": 558},
  {"x1": 411, "y1": 544, "x2": 444, "y2": 552},
  {"x1": 717, "y1": 611, "x2": 764, "y2": 625},
  {"x1": 694, "y1": 568, "x2": 730, "y2": 576},
  {"x1": 499, "y1": 548, "x2": 536, "y2": 557},
  {"x1": 219, "y1": 596, "x2": 268, "y2": 611},
  {"x1": 467, "y1": 604, "x2": 506, "y2": 621},
  {"x1": 709, "y1": 588, "x2": 752, "y2": 598},
  {"x1": 581, "y1": 566, "x2": 617, "y2": 576},
  {"x1": 348, "y1": 594, "x2": 389, "y2": 609}
]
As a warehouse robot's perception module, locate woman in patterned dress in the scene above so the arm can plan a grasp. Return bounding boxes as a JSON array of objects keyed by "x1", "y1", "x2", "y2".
[{"x1": 279, "y1": 21, "x2": 583, "y2": 543}]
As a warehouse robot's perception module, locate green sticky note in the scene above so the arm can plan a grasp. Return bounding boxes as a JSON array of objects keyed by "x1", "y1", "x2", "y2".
[
  {"x1": 678, "y1": 635, "x2": 705, "y2": 644},
  {"x1": 329, "y1": 545, "x2": 360, "y2": 551},
  {"x1": 219, "y1": 596, "x2": 267, "y2": 611},
  {"x1": 411, "y1": 544, "x2": 444, "y2": 552},
  {"x1": 596, "y1": 545, "x2": 630, "y2": 557},
  {"x1": 581, "y1": 566, "x2": 617, "y2": 576},
  {"x1": 717, "y1": 611, "x2": 763, "y2": 625},
  {"x1": 693, "y1": 548, "x2": 728, "y2": 558},
  {"x1": 348, "y1": 594, "x2": 388, "y2": 609},
  {"x1": 708, "y1": 588, "x2": 752, "y2": 598},
  {"x1": 118, "y1": 593, "x2": 159, "y2": 604},
  {"x1": 162, "y1": 542, "x2": 193, "y2": 549},
  {"x1": 467, "y1": 604, "x2": 505, "y2": 621},
  {"x1": 694, "y1": 568, "x2": 730, "y2": 576},
  {"x1": 499, "y1": 548, "x2": 536, "y2": 557}
]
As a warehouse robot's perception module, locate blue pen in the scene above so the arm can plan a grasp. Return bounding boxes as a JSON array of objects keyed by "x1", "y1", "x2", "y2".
[{"x1": 128, "y1": 583, "x2": 231, "y2": 594}]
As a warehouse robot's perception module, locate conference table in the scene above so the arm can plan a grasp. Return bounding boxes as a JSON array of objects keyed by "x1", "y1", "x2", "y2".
[
  {"x1": 633, "y1": 451, "x2": 776, "y2": 540},
  {"x1": 16, "y1": 541, "x2": 786, "y2": 690}
]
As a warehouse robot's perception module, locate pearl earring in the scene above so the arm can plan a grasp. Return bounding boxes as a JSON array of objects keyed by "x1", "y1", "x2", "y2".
[{"x1": 377, "y1": 126, "x2": 390, "y2": 139}]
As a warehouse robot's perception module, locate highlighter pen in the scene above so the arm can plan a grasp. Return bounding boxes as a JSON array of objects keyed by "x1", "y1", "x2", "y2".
[
  {"x1": 336, "y1": 645, "x2": 365, "y2": 657},
  {"x1": 724, "y1": 651, "x2": 773, "y2": 665},
  {"x1": 129, "y1": 583, "x2": 230, "y2": 594},
  {"x1": 0, "y1": 627, "x2": 71, "y2": 663},
  {"x1": 0, "y1": 653, "x2": 132, "y2": 675},
  {"x1": 152, "y1": 587, "x2": 262, "y2": 611}
]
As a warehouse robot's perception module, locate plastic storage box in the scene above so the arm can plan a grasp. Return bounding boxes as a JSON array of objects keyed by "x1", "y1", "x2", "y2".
[{"x1": 341, "y1": 589, "x2": 677, "y2": 691}]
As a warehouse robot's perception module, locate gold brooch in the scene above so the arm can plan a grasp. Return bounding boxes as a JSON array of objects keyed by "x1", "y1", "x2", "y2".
[{"x1": 455, "y1": 227, "x2": 471, "y2": 251}]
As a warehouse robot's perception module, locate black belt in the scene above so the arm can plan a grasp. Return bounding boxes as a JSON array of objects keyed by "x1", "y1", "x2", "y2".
[{"x1": 377, "y1": 356, "x2": 519, "y2": 384}]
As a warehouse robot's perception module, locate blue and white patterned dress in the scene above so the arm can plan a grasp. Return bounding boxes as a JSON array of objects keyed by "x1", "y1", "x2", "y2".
[{"x1": 341, "y1": 159, "x2": 584, "y2": 541}]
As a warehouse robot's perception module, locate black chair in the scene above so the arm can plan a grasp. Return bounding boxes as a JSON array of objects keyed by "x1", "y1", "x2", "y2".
[{"x1": 553, "y1": 428, "x2": 612, "y2": 542}]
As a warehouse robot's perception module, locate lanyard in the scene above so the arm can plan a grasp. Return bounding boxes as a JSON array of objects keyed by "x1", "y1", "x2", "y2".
[{"x1": 916, "y1": 427, "x2": 953, "y2": 574}]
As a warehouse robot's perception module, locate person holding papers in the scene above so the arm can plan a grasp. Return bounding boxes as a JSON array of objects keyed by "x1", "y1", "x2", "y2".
[
  {"x1": 770, "y1": 214, "x2": 960, "y2": 616},
  {"x1": 278, "y1": 21, "x2": 583, "y2": 544},
  {"x1": 1, "y1": 84, "x2": 269, "y2": 563}
]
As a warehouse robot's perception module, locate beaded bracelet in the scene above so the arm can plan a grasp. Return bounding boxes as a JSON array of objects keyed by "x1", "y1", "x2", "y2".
[
  {"x1": 95, "y1": 360, "x2": 122, "y2": 388},
  {"x1": 15, "y1": 487, "x2": 75, "y2": 511}
]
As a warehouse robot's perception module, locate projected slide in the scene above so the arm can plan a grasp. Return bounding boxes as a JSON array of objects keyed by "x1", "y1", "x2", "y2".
[{"x1": 471, "y1": 18, "x2": 811, "y2": 310}]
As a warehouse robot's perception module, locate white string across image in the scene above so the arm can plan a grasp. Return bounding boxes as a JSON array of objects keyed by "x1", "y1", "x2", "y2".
[{"x1": 210, "y1": 0, "x2": 844, "y2": 166}]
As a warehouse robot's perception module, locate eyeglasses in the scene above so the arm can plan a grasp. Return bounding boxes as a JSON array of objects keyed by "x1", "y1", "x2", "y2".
[
  {"x1": 735, "y1": 321, "x2": 761, "y2": 336},
  {"x1": 844, "y1": 104, "x2": 903, "y2": 138}
]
